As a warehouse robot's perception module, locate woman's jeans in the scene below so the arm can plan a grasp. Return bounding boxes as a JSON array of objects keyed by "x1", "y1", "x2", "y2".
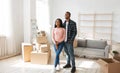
[{"x1": 54, "y1": 41, "x2": 64, "y2": 67}]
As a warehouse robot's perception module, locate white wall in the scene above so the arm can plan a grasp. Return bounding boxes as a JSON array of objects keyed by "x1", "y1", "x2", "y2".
[
  {"x1": 23, "y1": 0, "x2": 31, "y2": 43},
  {"x1": 23, "y1": 0, "x2": 36, "y2": 43},
  {"x1": 50, "y1": 0, "x2": 120, "y2": 42}
]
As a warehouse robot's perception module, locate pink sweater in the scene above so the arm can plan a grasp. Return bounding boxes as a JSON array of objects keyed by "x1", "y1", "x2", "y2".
[{"x1": 52, "y1": 28, "x2": 66, "y2": 44}]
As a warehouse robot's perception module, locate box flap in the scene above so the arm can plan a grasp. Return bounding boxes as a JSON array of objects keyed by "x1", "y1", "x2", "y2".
[
  {"x1": 114, "y1": 56, "x2": 120, "y2": 62},
  {"x1": 97, "y1": 59, "x2": 108, "y2": 66},
  {"x1": 101, "y1": 58, "x2": 114, "y2": 63},
  {"x1": 97, "y1": 58, "x2": 115, "y2": 65}
]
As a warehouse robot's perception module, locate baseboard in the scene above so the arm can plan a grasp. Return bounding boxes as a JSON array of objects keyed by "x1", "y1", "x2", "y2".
[{"x1": 0, "y1": 53, "x2": 21, "y2": 60}]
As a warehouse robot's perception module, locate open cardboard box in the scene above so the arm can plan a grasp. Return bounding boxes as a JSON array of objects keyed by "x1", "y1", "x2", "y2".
[
  {"x1": 36, "y1": 36, "x2": 48, "y2": 44},
  {"x1": 39, "y1": 43, "x2": 50, "y2": 52},
  {"x1": 97, "y1": 58, "x2": 120, "y2": 73}
]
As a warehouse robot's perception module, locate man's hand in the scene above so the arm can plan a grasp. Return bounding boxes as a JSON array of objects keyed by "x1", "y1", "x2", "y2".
[{"x1": 67, "y1": 40, "x2": 73, "y2": 44}]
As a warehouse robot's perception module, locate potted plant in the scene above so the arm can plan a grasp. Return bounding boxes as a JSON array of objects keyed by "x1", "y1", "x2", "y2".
[{"x1": 112, "y1": 50, "x2": 119, "y2": 57}]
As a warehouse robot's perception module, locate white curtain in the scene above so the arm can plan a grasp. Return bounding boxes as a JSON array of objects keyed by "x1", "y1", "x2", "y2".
[
  {"x1": 0, "y1": 0, "x2": 12, "y2": 37},
  {"x1": 0, "y1": 0, "x2": 23, "y2": 57}
]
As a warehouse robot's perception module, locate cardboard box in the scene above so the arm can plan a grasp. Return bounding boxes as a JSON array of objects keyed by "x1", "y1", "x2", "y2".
[
  {"x1": 31, "y1": 49, "x2": 51, "y2": 64},
  {"x1": 36, "y1": 36, "x2": 48, "y2": 44},
  {"x1": 39, "y1": 43, "x2": 50, "y2": 52},
  {"x1": 40, "y1": 31, "x2": 46, "y2": 36},
  {"x1": 37, "y1": 31, "x2": 46, "y2": 36},
  {"x1": 48, "y1": 49, "x2": 51, "y2": 58},
  {"x1": 97, "y1": 58, "x2": 120, "y2": 73},
  {"x1": 22, "y1": 43, "x2": 33, "y2": 62}
]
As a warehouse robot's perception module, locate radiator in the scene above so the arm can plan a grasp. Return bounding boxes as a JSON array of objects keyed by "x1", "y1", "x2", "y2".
[
  {"x1": 0, "y1": 36, "x2": 21, "y2": 59},
  {"x1": 0, "y1": 36, "x2": 7, "y2": 57}
]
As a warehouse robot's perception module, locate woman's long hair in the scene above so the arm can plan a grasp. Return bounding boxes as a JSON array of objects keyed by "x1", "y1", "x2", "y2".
[{"x1": 54, "y1": 18, "x2": 63, "y2": 28}]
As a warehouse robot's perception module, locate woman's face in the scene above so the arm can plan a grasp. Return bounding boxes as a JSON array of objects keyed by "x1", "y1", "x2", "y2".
[{"x1": 55, "y1": 20, "x2": 60, "y2": 27}]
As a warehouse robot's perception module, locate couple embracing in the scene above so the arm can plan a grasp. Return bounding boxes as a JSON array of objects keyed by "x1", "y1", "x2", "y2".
[{"x1": 52, "y1": 11, "x2": 77, "y2": 73}]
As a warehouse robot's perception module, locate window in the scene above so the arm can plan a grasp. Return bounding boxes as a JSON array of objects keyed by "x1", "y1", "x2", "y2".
[{"x1": 36, "y1": 0, "x2": 50, "y2": 32}]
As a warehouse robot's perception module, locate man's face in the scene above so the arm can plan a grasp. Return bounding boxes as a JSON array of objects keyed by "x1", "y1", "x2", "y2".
[{"x1": 65, "y1": 13, "x2": 70, "y2": 19}]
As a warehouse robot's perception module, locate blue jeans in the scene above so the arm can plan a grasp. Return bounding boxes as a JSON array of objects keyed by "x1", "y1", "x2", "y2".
[
  {"x1": 64, "y1": 42, "x2": 76, "y2": 67},
  {"x1": 54, "y1": 41, "x2": 64, "y2": 67}
]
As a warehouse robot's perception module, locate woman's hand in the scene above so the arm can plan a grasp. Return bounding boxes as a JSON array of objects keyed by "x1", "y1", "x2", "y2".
[
  {"x1": 55, "y1": 41, "x2": 59, "y2": 49},
  {"x1": 56, "y1": 41, "x2": 59, "y2": 45}
]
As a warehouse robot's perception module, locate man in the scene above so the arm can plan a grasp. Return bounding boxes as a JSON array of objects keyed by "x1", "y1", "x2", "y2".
[{"x1": 63, "y1": 11, "x2": 77, "y2": 73}]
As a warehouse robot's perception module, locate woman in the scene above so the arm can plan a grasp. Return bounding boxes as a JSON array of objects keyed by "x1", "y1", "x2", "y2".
[{"x1": 51, "y1": 18, "x2": 66, "y2": 73}]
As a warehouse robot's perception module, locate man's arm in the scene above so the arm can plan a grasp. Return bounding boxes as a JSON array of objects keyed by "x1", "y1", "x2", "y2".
[
  {"x1": 62, "y1": 22, "x2": 66, "y2": 29},
  {"x1": 70, "y1": 22, "x2": 77, "y2": 42}
]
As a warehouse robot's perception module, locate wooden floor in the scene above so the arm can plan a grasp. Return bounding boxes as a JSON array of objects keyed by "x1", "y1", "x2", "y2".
[{"x1": 0, "y1": 49, "x2": 102, "y2": 73}]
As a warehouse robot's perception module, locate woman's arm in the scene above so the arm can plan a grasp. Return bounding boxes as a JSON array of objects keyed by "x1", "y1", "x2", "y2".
[
  {"x1": 59, "y1": 28, "x2": 66, "y2": 43},
  {"x1": 52, "y1": 28, "x2": 56, "y2": 44}
]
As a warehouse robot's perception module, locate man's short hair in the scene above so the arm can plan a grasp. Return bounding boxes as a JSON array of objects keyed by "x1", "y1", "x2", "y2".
[{"x1": 66, "y1": 11, "x2": 71, "y2": 16}]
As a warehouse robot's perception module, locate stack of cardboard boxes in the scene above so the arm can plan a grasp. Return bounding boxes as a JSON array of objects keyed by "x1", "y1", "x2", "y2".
[
  {"x1": 31, "y1": 31, "x2": 51, "y2": 65},
  {"x1": 22, "y1": 31, "x2": 51, "y2": 65}
]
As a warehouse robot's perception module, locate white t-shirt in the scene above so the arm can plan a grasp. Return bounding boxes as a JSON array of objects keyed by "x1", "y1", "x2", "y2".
[{"x1": 65, "y1": 21, "x2": 69, "y2": 42}]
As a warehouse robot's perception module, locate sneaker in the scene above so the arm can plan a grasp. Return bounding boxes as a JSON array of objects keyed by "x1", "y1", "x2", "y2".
[
  {"x1": 56, "y1": 64, "x2": 60, "y2": 71},
  {"x1": 51, "y1": 67, "x2": 56, "y2": 73},
  {"x1": 71, "y1": 67, "x2": 76, "y2": 73},
  {"x1": 63, "y1": 64, "x2": 71, "y2": 68}
]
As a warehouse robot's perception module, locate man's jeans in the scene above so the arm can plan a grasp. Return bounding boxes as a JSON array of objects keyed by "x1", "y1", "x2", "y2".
[
  {"x1": 54, "y1": 41, "x2": 64, "y2": 67},
  {"x1": 64, "y1": 42, "x2": 76, "y2": 67}
]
